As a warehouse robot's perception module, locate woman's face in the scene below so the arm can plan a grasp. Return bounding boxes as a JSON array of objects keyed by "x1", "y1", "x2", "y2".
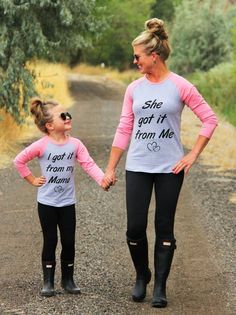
[{"x1": 133, "y1": 45, "x2": 154, "y2": 74}]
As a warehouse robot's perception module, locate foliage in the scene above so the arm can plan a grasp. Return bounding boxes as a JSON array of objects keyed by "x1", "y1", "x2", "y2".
[
  {"x1": 150, "y1": 0, "x2": 182, "y2": 22},
  {"x1": 188, "y1": 63, "x2": 236, "y2": 126},
  {"x1": 82, "y1": 0, "x2": 155, "y2": 70},
  {"x1": 169, "y1": 0, "x2": 231, "y2": 74},
  {"x1": 0, "y1": 0, "x2": 106, "y2": 122}
]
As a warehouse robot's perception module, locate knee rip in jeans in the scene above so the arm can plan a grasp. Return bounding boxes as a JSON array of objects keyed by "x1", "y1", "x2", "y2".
[
  {"x1": 129, "y1": 241, "x2": 138, "y2": 246},
  {"x1": 162, "y1": 241, "x2": 171, "y2": 246}
]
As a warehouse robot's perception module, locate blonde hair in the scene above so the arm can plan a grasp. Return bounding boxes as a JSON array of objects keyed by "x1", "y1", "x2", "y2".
[
  {"x1": 30, "y1": 97, "x2": 59, "y2": 134},
  {"x1": 132, "y1": 18, "x2": 171, "y2": 61}
]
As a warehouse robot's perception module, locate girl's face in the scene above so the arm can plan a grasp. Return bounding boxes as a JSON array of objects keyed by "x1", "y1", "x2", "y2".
[
  {"x1": 46, "y1": 105, "x2": 72, "y2": 133},
  {"x1": 133, "y1": 45, "x2": 156, "y2": 74}
]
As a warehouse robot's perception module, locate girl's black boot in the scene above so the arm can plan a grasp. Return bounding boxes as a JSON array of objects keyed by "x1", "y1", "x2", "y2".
[
  {"x1": 152, "y1": 240, "x2": 176, "y2": 308},
  {"x1": 41, "y1": 261, "x2": 56, "y2": 297},
  {"x1": 127, "y1": 236, "x2": 152, "y2": 302},
  {"x1": 61, "y1": 260, "x2": 81, "y2": 294}
]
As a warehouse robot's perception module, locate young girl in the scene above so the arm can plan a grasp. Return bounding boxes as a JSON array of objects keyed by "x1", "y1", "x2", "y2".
[{"x1": 14, "y1": 97, "x2": 109, "y2": 297}]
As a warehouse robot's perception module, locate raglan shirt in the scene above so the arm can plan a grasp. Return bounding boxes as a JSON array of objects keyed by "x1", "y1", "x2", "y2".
[
  {"x1": 112, "y1": 72, "x2": 218, "y2": 173},
  {"x1": 14, "y1": 136, "x2": 104, "y2": 207}
]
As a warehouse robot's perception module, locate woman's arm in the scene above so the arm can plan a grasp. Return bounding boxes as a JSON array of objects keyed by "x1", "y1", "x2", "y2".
[
  {"x1": 172, "y1": 135, "x2": 209, "y2": 174},
  {"x1": 172, "y1": 78, "x2": 218, "y2": 174},
  {"x1": 103, "y1": 147, "x2": 125, "y2": 185}
]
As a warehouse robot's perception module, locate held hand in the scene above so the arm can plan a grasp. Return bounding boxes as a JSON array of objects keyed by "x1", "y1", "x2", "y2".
[
  {"x1": 172, "y1": 151, "x2": 198, "y2": 175},
  {"x1": 105, "y1": 169, "x2": 117, "y2": 186},
  {"x1": 101, "y1": 169, "x2": 117, "y2": 191},
  {"x1": 32, "y1": 176, "x2": 46, "y2": 187}
]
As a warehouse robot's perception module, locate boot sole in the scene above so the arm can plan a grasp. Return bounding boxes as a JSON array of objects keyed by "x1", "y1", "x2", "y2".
[
  {"x1": 40, "y1": 291, "x2": 55, "y2": 297},
  {"x1": 152, "y1": 301, "x2": 167, "y2": 308},
  {"x1": 63, "y1": 289, "x2": 81, "y2": 294},
  {"x1": 132, "y1": 294, "x2": 145, "y2": 302}
]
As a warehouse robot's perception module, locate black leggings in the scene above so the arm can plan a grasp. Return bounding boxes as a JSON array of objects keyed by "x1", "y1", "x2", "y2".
[
  {"x1": 126, "y1": 171, "x2": 184, "y2": 242},
  {"x1": 38, "y1": 202, "x2": 76, "y2": 262}
]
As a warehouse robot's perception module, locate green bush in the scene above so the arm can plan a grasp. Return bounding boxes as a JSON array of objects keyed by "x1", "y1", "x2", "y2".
[
  {"x1": 170, "y1": 0, "x2": 231, "y2": 74},
  {"x1": 188, "y1": 63, "x2": 236, "y2": 126}
]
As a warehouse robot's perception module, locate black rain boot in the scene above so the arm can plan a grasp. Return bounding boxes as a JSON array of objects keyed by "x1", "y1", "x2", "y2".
[
  {"x1": 152, "y1": 239, "x2": 176, "y2": 308},
  {"x1": 127, "y1": 236, "x2": 152, "y2": 302},
  {"x1": 61, "y1": 260, "x2": 81, "y2": 294},
  {"x1": 41, "y1": 261, "x2": 56, "y2": 297}
]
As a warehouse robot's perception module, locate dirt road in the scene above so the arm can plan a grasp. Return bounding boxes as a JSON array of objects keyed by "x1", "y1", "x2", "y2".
[{"x1": 0, "y1": 75, "x2": 235, "y2": 315}]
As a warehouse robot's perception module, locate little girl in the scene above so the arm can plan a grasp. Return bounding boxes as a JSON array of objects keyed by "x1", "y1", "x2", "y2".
[{"x1": 14, "y1": 97, "x2": 109, "y2": 297}]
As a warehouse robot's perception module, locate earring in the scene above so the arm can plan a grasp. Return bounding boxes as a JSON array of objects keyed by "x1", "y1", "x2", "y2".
[{"x1": 153, "y1": 60, "x2": 157, "y2": 64}]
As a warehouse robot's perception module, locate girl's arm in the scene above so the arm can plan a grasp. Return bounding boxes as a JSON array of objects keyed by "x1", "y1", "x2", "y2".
[
  {"x1": 13, "y1": 138, "x2": 46, "y2": 185},
  {"x1": 76, "y1": 142, "x2": 105, "y2": 186},
  {"x1": 24, "y1": 174, "x2": 46, "y2": 187}
]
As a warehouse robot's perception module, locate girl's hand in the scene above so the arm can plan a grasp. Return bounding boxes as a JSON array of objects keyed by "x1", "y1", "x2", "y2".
[
  {"x1": 172, "y1": 151, "x2": 198, "y2": 175},
  {"x1": 107, "y1": 170, "x2": 117, "y2": 185},
  {"x1": 32, "y1": 176, "x2": 46, "y2": 187},
  {"x1": 101, "y1": 169, "x2": 117, "y2": 191}
]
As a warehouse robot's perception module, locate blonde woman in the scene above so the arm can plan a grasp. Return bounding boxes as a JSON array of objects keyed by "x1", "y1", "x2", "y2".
[{"x1": 104, "y1": 18, "x2": 218, "y2": 308}]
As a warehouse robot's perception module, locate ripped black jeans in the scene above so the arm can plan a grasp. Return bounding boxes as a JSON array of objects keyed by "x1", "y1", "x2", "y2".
[{"x1": 126, "y1": 171, "x2": 184, "y2": 242}]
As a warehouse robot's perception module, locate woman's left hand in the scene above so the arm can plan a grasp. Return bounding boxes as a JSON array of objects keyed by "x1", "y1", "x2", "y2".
[{"x1": 172, "y1": 151, "x2": 198, "y2": 175}]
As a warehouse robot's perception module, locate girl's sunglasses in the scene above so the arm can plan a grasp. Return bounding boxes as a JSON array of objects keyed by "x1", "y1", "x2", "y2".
[{"x1": 60, "y1": 112, "x2": 72, "y2": 120}]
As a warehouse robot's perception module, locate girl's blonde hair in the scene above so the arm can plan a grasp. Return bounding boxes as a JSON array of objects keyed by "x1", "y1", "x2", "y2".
[
  {"x1": 132, "y1": 18, "x2": 171, "y2": 61},
  {"x1": 30, "y1": 97, "x2": 59, "y2": 134}
]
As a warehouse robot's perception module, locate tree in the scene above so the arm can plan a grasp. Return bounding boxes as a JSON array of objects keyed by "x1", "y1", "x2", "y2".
[
  {"x1": 169, "y1": 0, "x2": 231, "y2": 74},
  {"x1": 0, "y1": 0, "x2": 107, "y2": 122},
  {"x1": 82, "y1": 0, "x2": 154, "y2": 70},
  {"x1": 150, "y1": 0, "x2": 182, "y2": 22}
]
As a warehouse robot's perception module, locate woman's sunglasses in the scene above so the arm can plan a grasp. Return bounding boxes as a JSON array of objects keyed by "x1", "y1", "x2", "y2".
[{"x1": 60, "y1": 112, "x2": 72, "y2": 121}]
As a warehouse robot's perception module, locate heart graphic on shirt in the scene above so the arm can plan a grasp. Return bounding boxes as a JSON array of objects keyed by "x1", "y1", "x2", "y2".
[
  {"x1": 54, "y1": 185, "x2": 64, "y2": 193},
  {"x1": 147, "y1": 142, "x2": 161, "y2": 152}
]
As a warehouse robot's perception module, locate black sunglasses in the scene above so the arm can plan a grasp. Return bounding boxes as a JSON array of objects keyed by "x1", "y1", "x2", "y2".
[
  {"x1": 134, "y1": 54, "x2": 141, "y2": 61},
  {"x1": 60, "y1": 112, "x2": 72, "y2": 120}
]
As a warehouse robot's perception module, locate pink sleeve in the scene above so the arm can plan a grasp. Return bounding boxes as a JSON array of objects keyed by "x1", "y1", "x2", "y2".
[
  {"x1": 112, "y1": 81, "x2": 137, "y2": 150},
  {"x1": 13, "y1": 137, "x2": 47, "y2": 178},
  {"x1": 75, "y1": 140, "x2": 104, "y2": 185},
  {"x1": 172, "y1": 74, "x2": 218, "y2": 138}
]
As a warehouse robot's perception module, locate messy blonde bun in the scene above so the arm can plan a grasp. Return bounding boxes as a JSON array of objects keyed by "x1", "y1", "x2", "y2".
[
  {"x1": 30, "y1": 97, "x2": 59, "y2": 134},
  {"x1": 145, "y1": 18, "x2": 168, "y2": 40},
  {"x1": 132, "y1": 18, "x2": 170, "y2": 60}
]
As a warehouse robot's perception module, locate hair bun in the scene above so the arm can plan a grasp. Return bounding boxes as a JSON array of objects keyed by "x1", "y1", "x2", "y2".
[
  {"x1": 145, "y1": 18, "x2": 168, "y2": 40},
  {"x1": 30, "y1": 97, "x2": 43, "y2": 116}
]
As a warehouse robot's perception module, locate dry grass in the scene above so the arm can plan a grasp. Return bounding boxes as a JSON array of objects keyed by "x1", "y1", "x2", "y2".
[
  {"x1": 71, "y1": 63, "x2": 141, "y2": 84},
  {"x1": 0, "y1": 61, "x2": 73, "y2": 169},
  {"x1": 181, "y1": 108, "x2": 236, "y2": 171}
]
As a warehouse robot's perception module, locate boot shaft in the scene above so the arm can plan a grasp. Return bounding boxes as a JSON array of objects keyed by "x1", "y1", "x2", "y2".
[
  {"x1": 41, "y1": 261, "x2": 56, "y2": 297},
  {"x1": 61, "y1": 260, "x2": 74, "y2": 280},
  {"x1": 127, "y1": 235, "x2": 150, "y2": 277},
  {"x1": 61, "y1": 260, "x2": 81, "y2": 294},
  {"x1": 154, "y1": 239, "x2": 176, "y2": 279},
  {"x1": 42, "y1": 261, "x2": 56, "y2": 282}
]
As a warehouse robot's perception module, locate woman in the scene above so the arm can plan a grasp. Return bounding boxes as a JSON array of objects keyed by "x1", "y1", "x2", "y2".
[{"x1": 104, "y1": 18, "x2": 218, "y2": 308}]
